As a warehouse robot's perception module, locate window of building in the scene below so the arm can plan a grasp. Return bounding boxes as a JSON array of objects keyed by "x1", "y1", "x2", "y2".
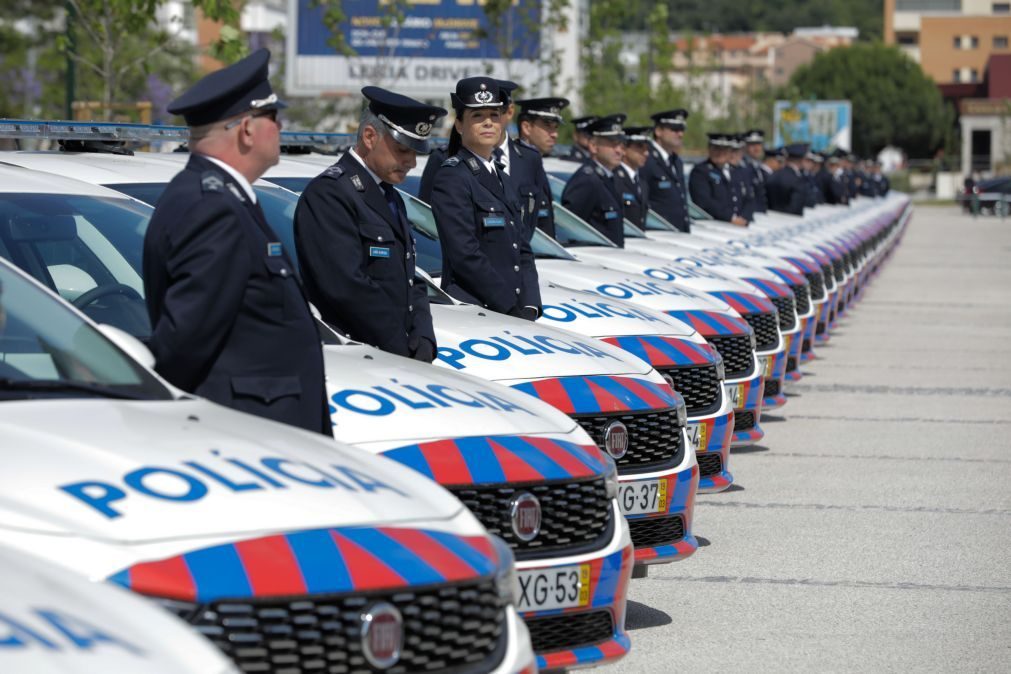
[
  {"x1": 897, "y1": 33, "x2": 919, "y2": 45},
  {"x1": 952, "y1": 69, "x2": 961, "y2": 82},
  {"x1": 995, "y1": 35, "x2": 1009, "y2": 48},
  {"x1": 953, "y1": 35, "x2": 962, "y2": 49},
  {"x1": 970, "y1": 69, "x2": 979, "y2": 82},
  {"x1": 896, "y1": 0, "x2": 961, "y2": 10},
  {"x1": 994, "y1": 3, "x2": 1010, "y2": 14},
  {"x1": 971, "y1": 35, "x2": 979, "y2": 48}
]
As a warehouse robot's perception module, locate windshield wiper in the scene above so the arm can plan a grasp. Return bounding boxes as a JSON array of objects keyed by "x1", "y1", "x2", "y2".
[{"x1": 0, "y1": 378, "x2": 149, "y2": 400}]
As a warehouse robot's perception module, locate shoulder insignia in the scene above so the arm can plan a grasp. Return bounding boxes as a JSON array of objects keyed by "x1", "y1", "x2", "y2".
[
  {"x1": 464, "y1": 157, "x2": 481, "y2": 173},
  {"x1": 322, "y1": 164, "x2": 344, "y2": 180},
  {"x1": 226, "y1": 183, "x2": 247, "y2": 202},
  {"x1": 595, "y1": 166, "x2": 606, "y2": 177},
  {"x1": 442, "y1": 156, "x2": 461, "y2": 167},
  {"x1": 350, "y1": 174, "x2": 366, "y2": 192},
  {"x1": 582, "y1": 166, "x2": 594, "y2": 175},
  {"x1": 200, "y1": 171, "x2": 224, "y2": 193},
  {"x1": 617, "y1": 167, "x2": 626, "y2": 179}
]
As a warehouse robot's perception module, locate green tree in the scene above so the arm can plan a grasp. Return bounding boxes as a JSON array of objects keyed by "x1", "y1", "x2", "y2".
[
  {"x1": 663, "y1": 1, "x2": 883, "y2": 42},
  {"x1": 789, "y1": 43, "x2": 949, "y2": 157}
]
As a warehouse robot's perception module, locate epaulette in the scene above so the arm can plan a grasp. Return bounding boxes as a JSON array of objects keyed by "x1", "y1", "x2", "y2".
[
  {"x1": 442, "y1": 156, "x2": 461, "y2": 168},
  {"x1": 517, "y1": 139, "x2": 542, "y2": 157},
  {"x1": 582, "y1": 166, "x2": 594, "y2": 175},
  {"x1": 464, "y1": 157, "x2": 481, "y2": 174},
  {"x1": 322, "y1": 164, "x2": 344, "y2": 180},
  {"x1": 201, "y1": 171, "x2": 224, "y2": 193},
  {"x1": 594, "y1": 166, "x2": 606, "y2": 177}
]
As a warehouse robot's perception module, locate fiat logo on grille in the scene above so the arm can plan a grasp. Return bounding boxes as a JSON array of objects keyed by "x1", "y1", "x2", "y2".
[
  {"x1": 603, "y1": 420, "x2": 629, "y2": 459},
  {"x1": 510, "y1": 493, "x2": 542, "y2": 542},
  {"x1": 360, "y1": 602, "x2": 403, "y2": 669}
]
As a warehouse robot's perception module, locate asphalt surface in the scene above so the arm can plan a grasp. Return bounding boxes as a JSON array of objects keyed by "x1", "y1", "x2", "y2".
[{"x1": 610, "y1": 206, "x2": 1011, "y2": 672}]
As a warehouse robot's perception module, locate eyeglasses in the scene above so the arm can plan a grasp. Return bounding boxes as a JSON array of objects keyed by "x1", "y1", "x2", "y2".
[{"x1": 224, "y1": 108, "x2": 280, "y2": 130}]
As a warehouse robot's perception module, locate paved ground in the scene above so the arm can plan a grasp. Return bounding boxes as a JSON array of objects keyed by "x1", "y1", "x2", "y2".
[{"x1": 610, "y1": 206, "x2": 1011, "y2": 672}]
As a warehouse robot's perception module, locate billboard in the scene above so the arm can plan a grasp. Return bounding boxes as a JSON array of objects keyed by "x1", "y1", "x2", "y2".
[
  {"x1": 773, "y1": 100, "x2": 852, "y2": 152},
  {"x1": 287, "y1": 0, "x2": 544, "y2": 99}
]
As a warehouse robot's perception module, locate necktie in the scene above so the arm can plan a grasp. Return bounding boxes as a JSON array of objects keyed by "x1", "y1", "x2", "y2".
[
  {"x1": 493, "y1": 147, "x2": 508, "y2": 175},
  {"x1": 380, "y1": 182, "x2": 408, "y2": 234}
]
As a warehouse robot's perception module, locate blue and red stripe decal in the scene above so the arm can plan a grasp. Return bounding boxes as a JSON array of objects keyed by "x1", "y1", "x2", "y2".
[
  {"x1": 665, "y1": 310, "x2": 753, "y2": 337},
  {"x1": 108, "y1": 526, "x2": 499, "y2": 602},
  {"x1": 382, "y1": 435, "x2": 610, "y2": 487},
  {"x1": 600, "y1": 335, "x2": 720, "y2": 368},
  {"x1": 511, "y1": 375, "x2": 682, "y2": 415},
  {"x1": 707, "y1": 290, "x2": 777, "y2": 315},
  {"x1": 768, "y1": 266, "x2": 807, "y2": 287},
  {"x1": 742, "y1": 277, "x2": 793, "y2": 299}
]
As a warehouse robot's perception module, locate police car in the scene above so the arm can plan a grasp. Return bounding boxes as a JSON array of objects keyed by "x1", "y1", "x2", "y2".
[
  {"x1": 0, "y1": 543, "x2": 239, "y2": 673},
  {"x1": 0, "y1": 257, "x2": 535, "y2": 674},
  {"x1": 0, "y1": 155, "x2": 634, "y2": 670}
]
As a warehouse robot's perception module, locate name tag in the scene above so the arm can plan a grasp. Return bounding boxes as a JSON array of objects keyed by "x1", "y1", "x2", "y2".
[
  {"x1": 267, "y1": 242, "x2": 283, "y2": 257},
  {"x1": 537, "y1": 209, "x2": 550, "y2": 218},
  {"x1": 604, "y1": 210, "x2": 619, "y2": 220},
  {"x1": 483, "y1": 215, "x2": 506, "y2": 228},
  {"x1": 658, "y1": 180, "x2": 672, "y2": 189},
  {"x1": 622, "y1": 192, "x2": 636, "y2": 201},
  {"x1": 369, "y1": 246, "x2": 391, "y2": 258}
]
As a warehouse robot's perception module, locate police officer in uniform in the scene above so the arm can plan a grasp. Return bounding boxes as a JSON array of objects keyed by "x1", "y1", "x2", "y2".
[
  {"x1": 640, "y1": 109, "x2": 691, "y2": 232},
  {"x1": 561, "y1": 114, "x2": 627, "y2": 246},
  {"x1": 565, "y1": 116, "x2": 597, "y2": 163},
  {"x1": 728, "y1": 133, "x2": 756, "y2": 222},
  {"x1": 514, "y1": 96, "x2": 570, "y2": 238},
  {"x1": 492, "y1": 81, "x2": 546, "y2": 240},
  {"x1": 294, "y1": 88, "x2": 445, "y2": 362},
  {"x1": 766, "y1": 143, "x2": 809, "y2": 215},
  {"x1": 690, "y1": 133, "x2": 747, "y2": 225},
  {"x1": 743, "y1": 129, "x2": 769, "y2": 213},
  {"x1": 432, "y1": 77, "x2": 541, "y2": 320},
  {"x1": 615, "y1": 125, "x2": 651, "y2": 228},
  {"x1": 143, "y1": 49, "x2": 331, "y2": 436}
]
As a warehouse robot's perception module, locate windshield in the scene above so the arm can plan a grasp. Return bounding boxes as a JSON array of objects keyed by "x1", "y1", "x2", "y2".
[
  {"x1": 0, "y1": 192, "x2": 153, "y2": 338},
  {"x1": 263, "y1": 176, "x2": 312, "y2": 193},
  {"x1": 401, "y1": 175, "x2": 422, "y2": 198},
  {"x1": 551, "y1": 203, "x2": 617, "y2": 248},
  {"x1": 0, "y1": 263, "x2": 171, "y2": 400}
]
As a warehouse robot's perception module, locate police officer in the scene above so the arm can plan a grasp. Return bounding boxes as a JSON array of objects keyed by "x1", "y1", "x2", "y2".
[
  {"x1": 728, "y1": 133, "x2": 756, "y2": 222},
  {"x1": 689, "y1": 133, "x2": 747, "y2": 225},
  {"x1": 802, "y1": 150, "x2": 824, "y2": 206},
  {"x1": 561, "y1": 114, "x2": 627, "y2": 246},
  {"x1": 492, "y1": 81, "x2": 549, "y2": 239},
  {"x1": 294, "y1": 88, "x2": 445, "y2": 362},
  {"x1": 515, "y1": 96, "x2": 570, "y2": 238},
  {"x1": 565, "y1": 116, "x2": 597, "y2": 162},
  {"x1": 743, "y1": 129, "x2": 769, "y2": 213},
  {"x1": 431, "y1": 77, "x2": 541, "y2": 320},
  {"x1": 766, "y1": 143, "x2": 809, "y2": 215},
  {"x1": 616, "y1": 125, "x2": 651, "y2": 228},
  {"x1": 143, "y1": 49, "x2": 330, "y2": 436},
  {"x1": 640, "y1": 109, "x2": 691, "y2": 232}
]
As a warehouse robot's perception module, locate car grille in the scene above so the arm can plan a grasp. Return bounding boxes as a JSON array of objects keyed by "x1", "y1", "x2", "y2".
[
  {"x1": 742, "y1": 311, "x2": 780, "y2": 352},
  {"x1": 574, "y1": 409, "x2": 683, "y2": 475},
  {"x1": 764, "y1": 378, "x2": 781, "y2": 397},
  {"x1": 805, "y1": 271, "x2": 826, "y2": 301},
  {"x1": 707, "y1": 334, "x2": 755, "y2": 379},
  {"x1": 791, "y1": 282, "x2": 811, "y2": 315},
  {"x1": 771, "y1": 296, "x2": 797, "y2": 331},
  {"x1": 526, "y1": 610, "x2": 614, "y2": 655},
  {"x1": 697, "y1": 452, "x2": 723, "y2": 478},
  {"x1": 734, "y1": 410, "x2": 756, "y2": 431},
  {"x1": 657, "y1": 364, "x2": 722, "y2": 416},
  {"x1": 627, "y1": 515, "x2": 685, "y2": 548},
  {"x1": 450, "y1": 479, "x2": 613, "y2": 561},
  {"x1": 821, "y1": 264, "x2": 836, "y2": 291},
  {"x1": 832, "y1": 258, "x2": 845, "y2": 282},
  {"x1": 166, "y1": 580, "x2": 507, "y2": 674}
]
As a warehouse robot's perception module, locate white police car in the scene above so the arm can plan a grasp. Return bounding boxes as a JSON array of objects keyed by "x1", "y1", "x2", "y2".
[
  {"x1": 0, "y1": 256, "x2": 535, "y2": 674},
  {"x1": 0, "y1": 543, "x2": 238, "y2": 673}
]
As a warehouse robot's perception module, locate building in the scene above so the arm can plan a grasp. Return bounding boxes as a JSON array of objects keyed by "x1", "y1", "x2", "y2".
[
  {"x1": 958, "y1": 54, "x2": 1011, "y2": 174},
  {"x1": 885, "y1": 0, "x2": 1011, "y2": 83}
]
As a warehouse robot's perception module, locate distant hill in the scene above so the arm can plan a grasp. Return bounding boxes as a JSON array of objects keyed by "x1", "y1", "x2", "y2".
[{"x1": 663, "y1": 0, "x2": 883, "y2": 41}]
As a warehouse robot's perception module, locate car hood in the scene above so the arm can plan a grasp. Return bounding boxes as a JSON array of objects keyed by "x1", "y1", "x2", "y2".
[
  {"x1": 0, "y1": 399, "x2": 464, "y2": 544},
  {"x1": 538, "y1": 282, "x2": 699, "y2": 340},
  {"x1": 322, "y1": 343, "x2": 580, "y2": 448},
  {"x1": 430, "y1": 303, "x2": 654, "y2": 382}
]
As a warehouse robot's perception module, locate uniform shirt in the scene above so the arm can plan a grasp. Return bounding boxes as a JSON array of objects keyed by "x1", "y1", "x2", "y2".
[
  {"x1": 561, "y1": 160, "x2": 625, "y2": 247},
  {"x1": 293, "y1": 151, "x2": 435, "y2": 360},
  {"x1": 431, "y1": 148, "x2": 541, "y2": 314},
  {"x1": 766, "y1": 165, "x2": 807, "y2": 215},
  {"x1": 640, "y1": 140, "x2": 690, "y2": 232},
  {"x1": 688, "y1": 158, "x2": 737, "y2": 222},
  {"x1": 143, "y1": 153, "x2": 330, "y2": 436},
  {"x1": 513, "y1": 137, "x2": 556, "y2": 239},
  {"x1": 614, "y1": 162, "x2": 648, "y2": 228}
]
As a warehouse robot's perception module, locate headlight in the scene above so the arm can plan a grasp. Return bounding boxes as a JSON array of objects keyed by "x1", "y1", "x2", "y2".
[
  {"x1": 491, "y1": 535, "x2": 519, "y2": 605},
  {"x1": 677, "y1": 402, "x2": 687, "y2": 427},
  {"x1": 714, "y1": 355, "x2": 726, "y2": 381},
  {"x1": 603, "y1": 457, "x2": 619, "y2": 500}
]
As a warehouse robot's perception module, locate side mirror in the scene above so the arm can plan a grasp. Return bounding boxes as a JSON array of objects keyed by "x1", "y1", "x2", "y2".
[{"x1": 97, "y1": 324, "x2": 156, "y2": 370}]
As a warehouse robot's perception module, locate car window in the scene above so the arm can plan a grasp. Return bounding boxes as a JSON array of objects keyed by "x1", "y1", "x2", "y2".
[
  {"x1": 0, "y1": 193, "x2": 152, "y2": 338},
  {"x1": 0, "y1": 263, "x2": 171, "y2": 400},
  {"x1": 550, "y1": 203, "x2": 617, "y2": 248},
  {"x1": 263, "y1": 176, "x2": 312, "y2": 193}
]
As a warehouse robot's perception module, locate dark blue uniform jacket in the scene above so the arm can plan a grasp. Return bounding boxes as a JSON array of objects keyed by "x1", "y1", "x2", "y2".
[
  {"x1": 561, "y1": 161, "x2": 625, "y2": 247},
  {"x1": 639, "y1": 144, "x2": 690, "y2": 232}
]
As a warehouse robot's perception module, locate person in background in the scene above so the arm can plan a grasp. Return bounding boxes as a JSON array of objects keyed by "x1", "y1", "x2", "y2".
[
  {"x1": 766, "y1": 143, "x2": 809, "y2": 215},
  {"x1": 565, "y1": 116, "x2": 598, "y2": 162},
  {"x1": 615, "y1": 125, "x2": 652, "y2": 229},
  {"x1": 728, "y1": 133, "x2": 756, "y2": 223},
  {"x1": 561, "y1": 114, "x2": 627, "y2": 246},
  {"x1": 689, "y1": 133, "x2": 746, "y2": 226},
  {"x1": 514, "y1": 96, "x2": 570, "y2": 238},
  {"x1": 641, "y1": 108, "x2": 691, "y2": 232},
  {"x1": 742, "y1": 129, "x2": 769, "y2": 213}
]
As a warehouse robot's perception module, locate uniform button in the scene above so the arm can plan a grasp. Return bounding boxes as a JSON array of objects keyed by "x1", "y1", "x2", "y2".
[
  {"x1": 406, "y1": 252, "x2": 411, "y2": 259},
  {"x1": 513, "y1": 265, "x2": 519, "y2": 272},
  {"x1": 409, "y1": 279, "x2": 414, "y2": 286},
  {"x1": 378, "y1": 236, "x2": 383, "y2": 241},
  {"x1": 409, "y1": 305, "x2": 414, "y2": 312},
  {"x1": 512, "y1": 243, "x2": 518, "y2": 249},
  {"x1": 280, "y1": 268, "x2": 289, "y2": 277},
  {"x1": 515, "y1": 288, "x2": 521, "y2": 295}
]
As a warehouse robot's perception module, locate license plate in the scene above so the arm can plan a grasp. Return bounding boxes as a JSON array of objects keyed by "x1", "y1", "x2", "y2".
[
  {"x1": 763, "y1": 356, "x2": 774, "y2": 377},
  {"x1": 618, "y1": 478, "x2": 668, "y2": 515},
  {"x1": 517, "y1": 564, "x2": 591, "y2": 611},
  {"x1": 726, "y1": 383, "x2": 743, "y2": 408},
  {"x1": 686, "y1": 422, "x2": 708, "y2": 453}
]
